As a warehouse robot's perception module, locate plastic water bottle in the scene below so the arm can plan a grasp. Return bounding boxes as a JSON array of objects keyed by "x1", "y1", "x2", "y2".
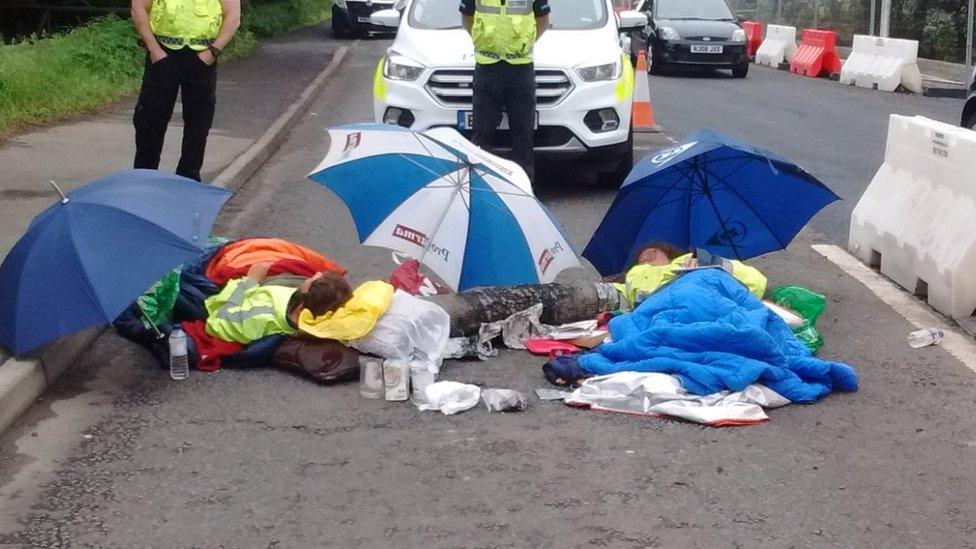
[
  {"x1": 168, "y1": 328, "x2": 189, "y2": 380},
  {"x1": 907, "y1": 328, "x2": 944, "y2": 349}
]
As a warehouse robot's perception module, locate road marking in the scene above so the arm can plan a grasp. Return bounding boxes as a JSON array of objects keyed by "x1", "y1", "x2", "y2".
[{"x1": 812, "y1": 244, "x2": 976, "y2": 369}]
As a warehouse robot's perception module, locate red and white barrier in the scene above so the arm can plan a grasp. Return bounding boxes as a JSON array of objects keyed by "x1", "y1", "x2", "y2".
[{"x1": 789, "y1": 29, "x2": 842, "y2": 78}]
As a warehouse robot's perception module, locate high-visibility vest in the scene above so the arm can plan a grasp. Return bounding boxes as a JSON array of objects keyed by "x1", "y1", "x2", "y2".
[
  {"x1": 149, "y1": 0, "x2": 223, "y2": 51},
  {"x1": 613, "y1": 253, "x2": 768, "y2": 309},
  {"x1": 472, "y1": 0, "x2": 537, "y2": 65},
  {"x1": 204, "y1": 279, "x2": 297, "y2": 344}
]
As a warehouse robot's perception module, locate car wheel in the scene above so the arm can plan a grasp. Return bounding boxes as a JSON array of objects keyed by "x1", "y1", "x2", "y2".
[
  {"x1": 732, "y1": 60, "x2": 749, "y2": 78},
  {"x1": 331, "y1": 14, "x2": 352, "y2": 38},
  {"x1": 964, "y1": 110, "x2": 976, "y2": 130},
  {"x1": 600, "y1": 127, "x2": 634, "y2": 188},
  {"x1": 648, "y1": 47, "x2": 665, "y2": 76}
]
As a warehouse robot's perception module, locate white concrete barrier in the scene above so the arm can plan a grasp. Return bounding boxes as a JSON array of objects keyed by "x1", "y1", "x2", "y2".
[
  {"x1": 839, "y1": 35, "x2": 923, "y2": 93},
  {"x1": 849, "y1": 115, "x2": 976, "y2": 321},
  {"x1": 755, "y1": 25, "x2": 797, "y2": 68}
]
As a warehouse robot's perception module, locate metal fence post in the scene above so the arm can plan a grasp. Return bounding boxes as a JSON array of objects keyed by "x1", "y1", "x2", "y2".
[
  {"x1": 869, "y1": 0, "x2": 876, "y2": 35},
  {"x1": 967, "y1": 0, "x2": 974, "y2": 85},
  {"x1": 879, "y1": 0, "x2": 891, "y2": 37}
]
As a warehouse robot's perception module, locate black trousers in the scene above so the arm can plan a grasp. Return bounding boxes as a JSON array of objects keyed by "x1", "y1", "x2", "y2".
[
  {"x1": 471, "y1": 61, "x2": 537, "y2": 183},
  {"x1": 133, "y1": 47, "x2": 218, "y2": 182}
]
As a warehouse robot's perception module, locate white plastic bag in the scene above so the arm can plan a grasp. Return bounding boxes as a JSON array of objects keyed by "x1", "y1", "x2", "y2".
[
  {"x1": 415, "y1": 381, "x2": 481, "y2": 415},
  {"x1": 349, "y1": 290, "x2": 450, "y2": 374},
  {"x1": 482, "y1": 389, "x2": 527, "y2": 412}
]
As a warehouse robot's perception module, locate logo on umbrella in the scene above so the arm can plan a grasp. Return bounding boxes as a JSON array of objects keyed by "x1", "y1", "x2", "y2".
[
  {"x1": 537, "y1": 241, "x2": 565, "y2": 274},
  {"x1": 344, "y1": 132, "x2": 363, "y2": 154},
  {"x1": 651, "y1": 141, "x2": 697, "y2": 166},
  {"x1": 393, "y1": 224, "x2": 427, "y2": 247},
  {"x1": 706, "y1": 219, "x2": 748, "y2": 246},
  {"x1": 393, "y1": 224, "x2": 451, "y2": 262}
]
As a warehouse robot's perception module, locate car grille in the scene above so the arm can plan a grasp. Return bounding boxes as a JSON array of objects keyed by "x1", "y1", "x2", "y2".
[
  {"x1": 425, "y1": 69, "x2": 573, "y2": 107},
  {"x1": 435, "y1": 125, "x2": 576, "y2": 148},
  {"x1": 683, "y1": 36, "x2": 731, "y2": 42}
]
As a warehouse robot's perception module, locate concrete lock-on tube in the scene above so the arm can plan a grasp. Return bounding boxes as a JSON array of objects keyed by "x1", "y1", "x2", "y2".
[{"x1": 423, "y1": 280, "x2": 619, "y2": 337}]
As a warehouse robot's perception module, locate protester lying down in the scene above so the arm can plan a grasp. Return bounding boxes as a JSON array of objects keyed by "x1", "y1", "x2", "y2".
[
  {"x1": 423, "y1": 241, "x2": 857, "y2": 424},
  {"x1": 114, "y1": 237, "x2": 453, "y2": 384}
]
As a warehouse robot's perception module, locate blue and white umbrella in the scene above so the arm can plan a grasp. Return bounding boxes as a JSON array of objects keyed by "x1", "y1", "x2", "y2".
[{"x1": 307, "y1": 124, "x2": 579, "y2": 291}]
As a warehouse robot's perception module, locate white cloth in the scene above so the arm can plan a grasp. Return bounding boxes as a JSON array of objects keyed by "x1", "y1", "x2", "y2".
[{"x1": 565, "y1": 372, "x2": 791, "y2": 426}]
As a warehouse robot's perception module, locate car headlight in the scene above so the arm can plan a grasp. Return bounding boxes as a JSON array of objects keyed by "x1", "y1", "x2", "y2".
[
  {"x1": 576, "y1": 60, "x2": 622, "y2": 82},
  {"x1": 731, "y1": 29, "x2": 746, "y2": 42},
  {"x1": 334, "y1": 0, "x2": 347, "y2": 8},
  {"x1": 384, "y1": 54, "x2": 425, "y2": 81},
  {"x1": 658, "y1": 27, "x2": 681, "y2": 40}
]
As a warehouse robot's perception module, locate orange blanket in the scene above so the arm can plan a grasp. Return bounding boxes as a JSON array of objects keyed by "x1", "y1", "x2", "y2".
[{"x1": 206, "y1": 238, "x2": 346, "y2": 285}]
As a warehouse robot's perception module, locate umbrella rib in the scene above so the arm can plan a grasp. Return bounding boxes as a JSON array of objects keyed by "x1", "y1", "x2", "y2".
[
  {"x1": 394, "y1": 152, "x2": 454, "y2": 182},
  {"x1": 469, "y1": 165, "x2": 534, "y2": 198},
  {"x1": 62, "y1": 211, "x2": 118, "y2": 321},
  {"x1": 627, "y1": 167, "x2": 695, "y2": 248},
  {"x1": 696, "y1": 156, "x2": 742, "y2": 259},
  {"x1": 414, "y1": 133, "x2": 462, "y2": 185},
  {"x1": 706, "y1": 168, "x2": 790, "y2": 251}
]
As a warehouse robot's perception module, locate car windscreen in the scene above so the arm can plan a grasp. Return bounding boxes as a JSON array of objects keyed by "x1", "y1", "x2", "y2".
[
  {"x1": 408, "y1": 0, "x2": 608, "y2": 30},
  {"x1": 655, "y1": 0, "x2": 734, "y2": 20}
]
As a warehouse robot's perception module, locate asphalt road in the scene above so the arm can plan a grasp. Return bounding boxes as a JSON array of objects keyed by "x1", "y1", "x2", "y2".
[
  {"x1": 646, "y1": 64, "x2": 966, "y2": 241},
  {"x1": 4, "y1": 33, "x2": 976, "y2": 548}
]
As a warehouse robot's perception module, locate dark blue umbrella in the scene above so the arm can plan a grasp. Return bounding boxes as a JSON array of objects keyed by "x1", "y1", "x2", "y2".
[
  {"x1": 583, "y1": 129, "x2": 840, "y2": 276},
  {"x1": 0, "y1": 169, "x2": 232, "y2": 355}
]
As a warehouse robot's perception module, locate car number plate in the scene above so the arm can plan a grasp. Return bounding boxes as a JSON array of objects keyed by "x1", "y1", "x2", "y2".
[
  {"x1": 691, "y1": 45, "x2": 724, "y2": 54},
  {"x1": 458, "y1": 111, "x2": 539, "y2": 131},
  {"x1": 357, "y1": 16, "x2": 371, "y2": 22}
]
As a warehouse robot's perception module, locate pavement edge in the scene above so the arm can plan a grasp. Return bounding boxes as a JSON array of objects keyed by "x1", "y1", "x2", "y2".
[{"x1": 0, "y1": 45, "x2": 352, "y2": 437}]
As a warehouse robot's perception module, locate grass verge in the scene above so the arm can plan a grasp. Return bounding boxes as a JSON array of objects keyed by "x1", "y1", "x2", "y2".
[{"x1": 0, "y1": 0, "x2": 331, "y2": 139}]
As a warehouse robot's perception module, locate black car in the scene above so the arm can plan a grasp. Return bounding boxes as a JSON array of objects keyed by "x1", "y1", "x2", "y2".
[
  {"x1": 963, "y1": 68, "x2": 976, "y2": 129},
  {"x1": 635, "y1": 0, "x2": 749, "y2": 77},
  {"x1": 332, "y1": 0, "x2": 398, "y2": 38}
]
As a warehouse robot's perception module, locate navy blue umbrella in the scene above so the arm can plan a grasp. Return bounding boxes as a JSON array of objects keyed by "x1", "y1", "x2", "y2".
[
  {"x1": 0, "y1": 170, "x2": 231, "y2": 355},
  {"x1": 583, "y1": 129, "x2": 840, "y2": 276}
]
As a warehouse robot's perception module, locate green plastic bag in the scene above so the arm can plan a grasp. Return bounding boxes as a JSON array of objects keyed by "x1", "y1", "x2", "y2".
[
  {"x1": 770, "y1": 285, "x2": 827, "y2": 355},
  {"x1": 137, "y1": 268, "x2": 181, "y2": 330},
  {"x1": 791, "y1": 322, "x2": 824, "y2": 355},
  {"x1": 770, "y1": 286, "x2": 826, "y2": 325}
]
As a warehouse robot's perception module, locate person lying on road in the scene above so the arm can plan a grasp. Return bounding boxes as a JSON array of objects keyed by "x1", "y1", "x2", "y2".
[
  {"x1": 613, "y1": 242, "x2": 767, "y2": 309},
  {"x1": 204, "y1": 262, "x2": 353, "y2": 344}
]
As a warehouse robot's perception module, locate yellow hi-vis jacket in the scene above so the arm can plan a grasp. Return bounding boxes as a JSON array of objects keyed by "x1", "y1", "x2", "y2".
[
  {"x1": 613, "y1": 253, "x2": 768, "y2": 310},
  {"x1": 472, "y1": 0, "x2": 537, "y2": 65},
  {"x1": 205, "y1": 278, "x2": 297, "y2": 344},
  {"x1": 150, "y1": 0, "x2": 223, "y2": 51}
]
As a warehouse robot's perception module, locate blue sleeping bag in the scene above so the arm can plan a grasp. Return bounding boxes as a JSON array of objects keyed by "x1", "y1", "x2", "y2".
[{"x1": 579, "y1": 269, "x2": 858, "y2": 403}]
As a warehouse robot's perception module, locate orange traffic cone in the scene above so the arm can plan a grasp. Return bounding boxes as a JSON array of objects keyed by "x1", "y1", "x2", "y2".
[{"x1": 632, "y1": 50, "x2": 656, "y2": 133}]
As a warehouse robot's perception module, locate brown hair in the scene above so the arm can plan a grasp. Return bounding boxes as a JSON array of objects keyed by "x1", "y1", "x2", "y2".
[
  {"x1": 300, "y1": 272, "x2": 353, "y2": 317},
  {"x1": 633, "y1": 241, "x2": 685, "y2": 263}
]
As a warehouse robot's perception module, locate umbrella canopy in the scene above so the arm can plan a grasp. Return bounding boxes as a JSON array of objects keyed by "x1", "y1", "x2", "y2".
[
  {"x1": 583, "y1": 129, "x2": 840, "y2": 276},
  {"x1": 0, "y1": 169, "x2": 232, "y2": 355},
  {"x1": 307, "y1": 123, "x2": 579, "y2": 291}
]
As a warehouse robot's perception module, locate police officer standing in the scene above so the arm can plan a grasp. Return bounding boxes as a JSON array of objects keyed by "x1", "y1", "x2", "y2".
[
  {"x1": 460, "y1": 0, "x2": 549, "y2": 183},
  {"x1": 130, "y1": 0, "x2": 241, "y2": 181}
]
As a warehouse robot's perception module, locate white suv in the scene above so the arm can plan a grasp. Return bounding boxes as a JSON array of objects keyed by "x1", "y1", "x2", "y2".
[{"x1": 370, "y1": 0, "x2": 647, "y2": 182}]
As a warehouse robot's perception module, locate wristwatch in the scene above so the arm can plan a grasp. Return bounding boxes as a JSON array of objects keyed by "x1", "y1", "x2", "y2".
[{"x1": 208, "y1": 45, "x2": 222, "y2": 58}]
